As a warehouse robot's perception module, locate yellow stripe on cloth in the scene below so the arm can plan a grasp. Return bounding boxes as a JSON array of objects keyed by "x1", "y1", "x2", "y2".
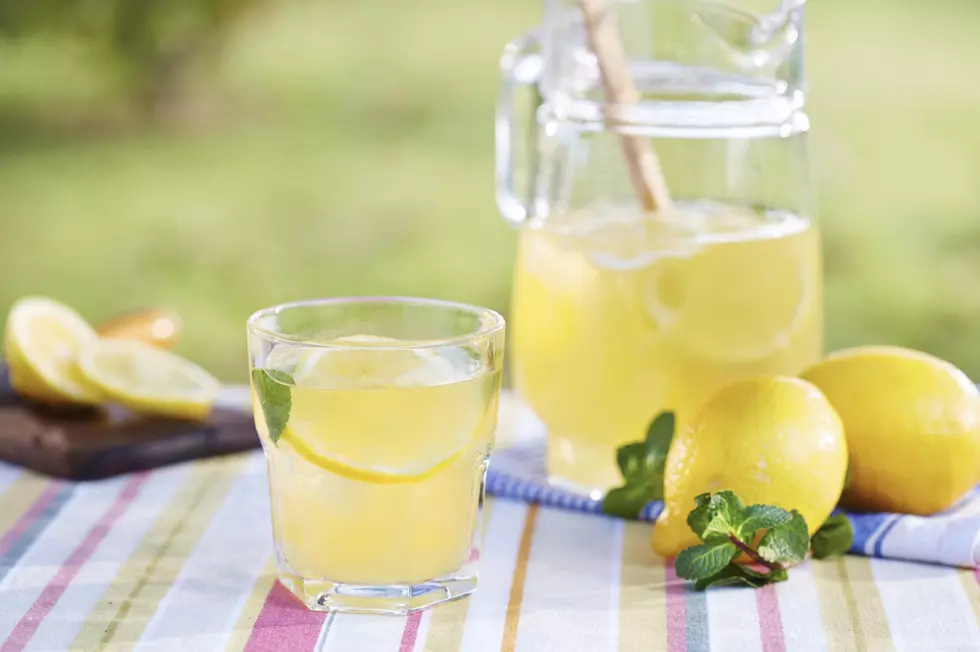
[
  {"x1": 500, "y1": 504, "x2": 538, "y2": 652},
  {"x1": 618, "y1": 521, "x2": 666, "y2": 651},
  {"x1": 423, "y1": 500, "x2": 495, "y2": 652},
  {"x1": 957, "y1": 568, "x2": 980, "y2": 628},
  {"x1": 0, "y1": 472, "x2": 49, "y2": 539},
  {"x1": 812, "y1": 556, "x2": 894, "y2": 651},
  {"x1": 223, "y1": 556, "x2": 278, "y2": 652},
  {"x1": 70, "y1": 456, "x2": 249, "y2": 651},
  {"x1": 423, "y1": 599, "x2": 471, "y2": 652}
]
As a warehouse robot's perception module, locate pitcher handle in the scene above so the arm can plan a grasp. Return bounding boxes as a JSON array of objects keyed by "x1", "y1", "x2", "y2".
[{"x1": 495, "y1": 31, "x2": 543, "y2": 227}]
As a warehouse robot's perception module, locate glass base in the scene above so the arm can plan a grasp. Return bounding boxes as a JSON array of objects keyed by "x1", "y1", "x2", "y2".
[{"x1": 278, "y1": 570, "x2": 478, "y2": 615}]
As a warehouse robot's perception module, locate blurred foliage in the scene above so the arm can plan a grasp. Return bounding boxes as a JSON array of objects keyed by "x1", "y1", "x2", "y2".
[
  {"x1": 0, "y1": 0, "x2": 258, "y2": 111},
  {"x1": 0, "y1": 0, "x2": 979, "y2": 382}
]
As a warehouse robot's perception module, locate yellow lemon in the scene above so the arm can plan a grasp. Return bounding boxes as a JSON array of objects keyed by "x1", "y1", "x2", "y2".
[
  {"x1": 76, "y1": 338, "x2": 219, "y2": 420},
  {"x1": 801, "y1": 346, "x2": 980, "y2": 515},
  {"x1": 651, "y1": 376, "x2": 847, "y2": 558},
  {"x1": 4, "y1": 296, "x2": 100, "y2": 405}
]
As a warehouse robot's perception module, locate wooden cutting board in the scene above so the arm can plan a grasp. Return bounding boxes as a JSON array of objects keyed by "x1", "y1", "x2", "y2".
[{"x1": 0, "y1": 367, "x2": 260, "y2": 481}]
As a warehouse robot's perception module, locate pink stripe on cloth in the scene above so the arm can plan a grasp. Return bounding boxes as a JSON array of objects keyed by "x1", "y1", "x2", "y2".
[
  {"x1": 0, "y1": 483, "x2": 59, "y2": 557},
  {"x1": 243, "y1": 582, "x2": 328, "y2": 652},
  {"x1": 755, "y1": 583, "x2": 787, "y2": 652},
  {"x1": 1, "y1": 474, "x2": 149, "y2": 652},
  {"x1": 398, "y1": 611, "x2": 422, "y2": 652},
  {"x1": 665, "y1": 561, "x2": 686, "y2": 652}
]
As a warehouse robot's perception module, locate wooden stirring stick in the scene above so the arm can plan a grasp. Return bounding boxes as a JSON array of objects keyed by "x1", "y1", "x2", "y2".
[
  {"x1": 96, "y1": 308, "x2": 182, "y2": 349},
  {"x1": 578, "y1": 0, "x2": 674, "y2": 214}
]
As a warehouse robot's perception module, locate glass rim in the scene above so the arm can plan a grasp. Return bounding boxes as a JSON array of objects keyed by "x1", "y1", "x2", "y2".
[{"x1": 246, "y1": 296, "x2": 506, "y2": 350}]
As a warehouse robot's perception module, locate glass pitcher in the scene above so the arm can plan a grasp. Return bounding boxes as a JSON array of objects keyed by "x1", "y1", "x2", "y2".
[{"x1": 497, "y1": 0, "x2": 820, "y2": 494}]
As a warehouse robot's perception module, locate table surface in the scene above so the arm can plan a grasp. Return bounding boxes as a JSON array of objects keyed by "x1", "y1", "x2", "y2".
[{"x1": 1, "y1": 396, "x2": 980, "y2": 651}]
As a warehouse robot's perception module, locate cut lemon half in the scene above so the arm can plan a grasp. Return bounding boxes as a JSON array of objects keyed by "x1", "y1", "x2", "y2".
[
  {"x1": 4, "y1": 296, "x2": 100, "y2": 404},
  {"x1": 77, "y1": 339, "x2": 220, "y2": 420}
]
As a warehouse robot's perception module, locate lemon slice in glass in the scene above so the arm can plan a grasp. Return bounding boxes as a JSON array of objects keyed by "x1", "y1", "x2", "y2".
[
  {"x1": 258, "y1": 335, "x2": 483, "y2": 484},
  {"x1": 4, "y1": 296, "x2": 101, "y2": 404},
  {"x1": 77, "y1": 339, "x2": 220, "y2": 419}
]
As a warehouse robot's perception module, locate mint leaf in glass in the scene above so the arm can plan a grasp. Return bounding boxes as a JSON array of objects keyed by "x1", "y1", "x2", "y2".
[{"x1": 251, "y1": 368, "x2": 294, "y2": 443}]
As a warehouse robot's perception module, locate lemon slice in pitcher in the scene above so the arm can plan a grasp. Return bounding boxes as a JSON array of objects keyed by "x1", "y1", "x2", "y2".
[
  {"x1": 4, "y1": 296, "x2": 101, "y2": 404},
  {"x1": 77, "y1": 339, "x2": 220, "y2": 419},
  {"x1": 642, "y1": 213, "x2": 818, "y2": 363}
]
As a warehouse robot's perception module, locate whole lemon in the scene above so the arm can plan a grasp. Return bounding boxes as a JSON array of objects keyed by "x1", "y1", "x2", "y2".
[
  {"x1": 651, "y1": 376, "x2": 847, "y2": 558},
  {"x1": 801, "y1": 346, "x2": 980, "y2": 515}
]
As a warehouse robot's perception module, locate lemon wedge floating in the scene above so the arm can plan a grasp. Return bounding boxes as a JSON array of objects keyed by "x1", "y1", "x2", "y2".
[
  {"x1": 4, "y1": 296, "x2": 101, "y2": 404},
  {"x1": 76, "y1": 338, "x2": 220, "y2": 420}
]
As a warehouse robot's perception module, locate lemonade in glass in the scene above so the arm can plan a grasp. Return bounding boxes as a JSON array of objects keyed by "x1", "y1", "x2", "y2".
[{"x1": 247, "y1": 298, "x2": 505, "y2": 614}]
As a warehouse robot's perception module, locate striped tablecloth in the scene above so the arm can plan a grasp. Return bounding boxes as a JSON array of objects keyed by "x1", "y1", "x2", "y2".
[{"x1": 1, "y1": 395, "x2": 980, "y2": 650}]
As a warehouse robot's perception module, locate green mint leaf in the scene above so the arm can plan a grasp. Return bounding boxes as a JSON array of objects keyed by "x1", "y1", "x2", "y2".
[
  {"x1": 810, "y1": 514, "x2": 854, "y2": 559},
  {"x1": 602, "y1": 411, "x2": 676, "y2": 519},
  {"x1": 701, "y1": 491, "x2": 745, "y2": 539},
  {"x1": 675, "y1": 540, "x2": 738, "y2": 580},
  {"x1": 843, "y1": 464, "x2": 853, "y2": 490},
  {"x1": 693, "y1": 564, "x2": 788, "y2": 590},
  {"x1": 740, "y1": 504, "x2": 793, "y2": 538},
  {"x1": 644, "y1": 412, "x2": 675, "y2": 457},
  {"x1": 601, "y1": 483, "x2": 656, "y2": 519},
  {"x1": 251, "y1": 368, "x2": 294, "y2": 443},
  {"x1": 758, "y1": 510, "x2": 810, "y2": 564},
  {"x1": 686, "y1": 493, "x2": 713, "y2": 539},
  {"x1": 616, "y1": 442, "x2": 649, "y2": 484}
]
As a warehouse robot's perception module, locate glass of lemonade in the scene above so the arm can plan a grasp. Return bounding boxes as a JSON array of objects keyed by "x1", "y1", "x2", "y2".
[
  {"x1": 497, "y1": 0, "x2": 820, "y2": 494},
  {"x1": 247, "y1": 297, "x2": 505, "y2": 614}
]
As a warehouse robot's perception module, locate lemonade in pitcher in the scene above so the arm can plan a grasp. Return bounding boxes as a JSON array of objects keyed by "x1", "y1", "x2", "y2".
[
  {"x1": 511, "y1": 201, "x2": 821, "y2": 491},
  {"x1": 248, "y1": 298, "x2": 505, "y2": 614},
  {"x1": 512, "y1": 203, "x2": 823, "y2": 488},
  {"x1": 497, "y1": 0, "x2": 818, "y2": 492}
]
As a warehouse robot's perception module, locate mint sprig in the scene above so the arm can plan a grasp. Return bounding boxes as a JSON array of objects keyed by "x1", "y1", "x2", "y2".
[
  {"x1": 251, "y1": 368, "x2": 294, "y2": 443},
  {"x1": 810, "y1": 514, "x2": 854, "y2": 559},
  {"x1": 676, "y1": 490, "x2": 853, "y2": 590},
  {"x1": 601, "y1": 412, "x2": 675, "y2": 518}
]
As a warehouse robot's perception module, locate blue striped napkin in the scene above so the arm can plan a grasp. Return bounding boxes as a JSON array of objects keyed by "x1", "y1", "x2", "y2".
[{"x1": 487, "y1": 398, "x2": 980, "y2": 568}]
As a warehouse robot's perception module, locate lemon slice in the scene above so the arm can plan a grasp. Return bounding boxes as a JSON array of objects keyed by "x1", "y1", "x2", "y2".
[
  {"x1": 638, "y1": 218, "x2": 817, "y2": 363},
  {"x1": 291, "y1": 335, "x2": 459, "y2": 389},
  {"x1": 279, "y1": 427, "x2": 464, "y2": 484},
  {"x1": 4, "y1": 296, "x2": 100, "y2": 404},
  {"x1": 253, "y1": 337, "x2": 484, "y2": 484},
  {"x1": 77, "y1": 339, "x2": 220, "y2": 419}
]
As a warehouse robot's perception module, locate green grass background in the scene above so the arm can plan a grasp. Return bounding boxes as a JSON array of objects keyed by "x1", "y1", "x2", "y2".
[{"x1": 1, "y1": 0, "x2": 979, "y2": 382}]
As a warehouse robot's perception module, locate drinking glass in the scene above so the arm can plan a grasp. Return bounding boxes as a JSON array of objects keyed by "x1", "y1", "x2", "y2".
[{"x1": 247, "y1": 297, "x2": 505, "y2": 614}]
